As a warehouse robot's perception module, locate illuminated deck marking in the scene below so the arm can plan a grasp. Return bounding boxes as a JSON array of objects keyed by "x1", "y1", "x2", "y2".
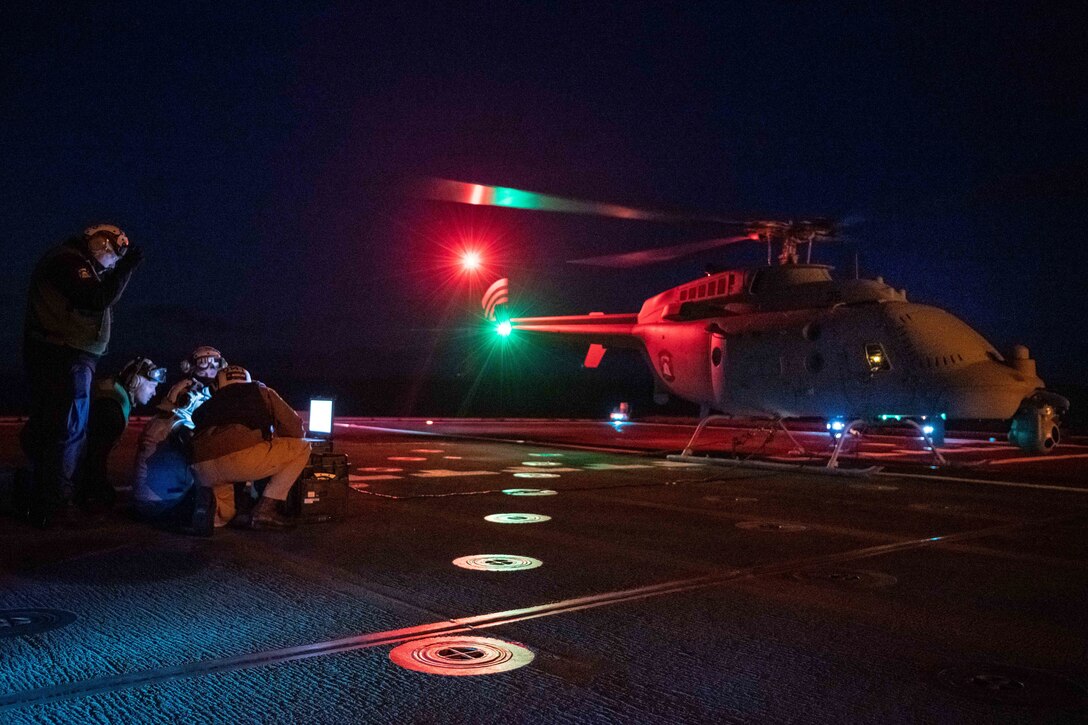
[
  {"x1": 389, "y1": 636, "x2": 534, "y2": 676},
  {"x1": 452, "y1": 555, "x2": 544, "y2": 571},
  {"x1": 484, "y1": 513, "x2": 551, "y2": 524},
  {"x1": 0, "y1": 514, "x2": 1074, "y2": 713}
]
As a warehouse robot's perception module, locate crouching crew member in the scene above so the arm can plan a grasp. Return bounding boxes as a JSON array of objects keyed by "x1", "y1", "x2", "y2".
[
  {"x1": 76, "y1": 357, "x2": 165, "y2": 510},
  {"x1": 132, "y1": 345, "x2": 227, "y2": 523},
  {"x1": 190, "y1": 366, "x2": 310, "y2": 534}
]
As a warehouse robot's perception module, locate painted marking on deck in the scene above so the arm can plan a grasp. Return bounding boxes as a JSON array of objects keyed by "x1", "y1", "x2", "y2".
[
  {"x1": 878, "y1": 471, "x2": 1088, "y2": 494},
  {"x1": 409, "y1": 470, "x2": 500, "y2": 478},
  {"x1": 986, "y1": 453, "x2": 1088, "y2": 466},
  {"x1": 1, "y1": 514, "x2": 1072, "y2": 713},
  {"x1": 503, "y1": 466, "x2": 581, "y2": 474}
]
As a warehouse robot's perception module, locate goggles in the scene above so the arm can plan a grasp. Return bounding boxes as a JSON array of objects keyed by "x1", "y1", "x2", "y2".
[
  {"x1": 144, "y1": 366, "x2": 167, "y2": 383},
  {"x1": 192, "y1": 355, "x2": 224, "y2": 370},
  {"x1": 101, "y1": 230, "x2": 130, "y2": 256}
]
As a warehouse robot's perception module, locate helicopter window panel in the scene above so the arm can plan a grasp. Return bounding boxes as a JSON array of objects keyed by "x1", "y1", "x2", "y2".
[
  {"x1": 865, "y1": 343, "x2": 891, "y2": 373},
  {"x1": 698, "y1": 283, "x2": 707, "y2": 298},
  {"x1": 680, "y1": 289, "x2": 688, "y2": 301},
  {"x1": 716, "y1": 279, "x2": 727, "y2": 295}
]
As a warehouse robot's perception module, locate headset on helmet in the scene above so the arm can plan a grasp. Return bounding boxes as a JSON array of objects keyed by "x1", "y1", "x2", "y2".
[
  {"x1": 118, "y1": 357, "x2": 167, "y2": 396},
  {"x1": 83, "y1": 224, "x2": 130, "y2": 257},
  {"x1": 215, "y1": 365, "x2": 252, "y2": 390},
  {"x1": 180, "y1": 345, "x2": 227, "y2": 375}
]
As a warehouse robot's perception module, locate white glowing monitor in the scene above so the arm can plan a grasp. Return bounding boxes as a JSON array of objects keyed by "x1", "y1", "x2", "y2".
[{"x1": 309, "y1": 398, "x2": 334, "y2": 438}]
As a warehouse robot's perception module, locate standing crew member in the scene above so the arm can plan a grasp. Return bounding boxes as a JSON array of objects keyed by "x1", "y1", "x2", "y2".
[
  {"x1": 76, "y1": 357, "x2": 165, "y2": 510},
  {"x1": 190, "y1": 366, "x2": 310, "y2": 534},
  {"x1": 20, "y1": 224, "x2": 144, "y2": 527}
]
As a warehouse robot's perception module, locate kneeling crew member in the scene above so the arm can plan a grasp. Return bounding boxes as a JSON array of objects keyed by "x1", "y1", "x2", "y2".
[
  {"x1": 132, "y1": 376, "x2": 201, "y2": 521},
  {"x1": 76, "y1": 357, "x2": 165, "y2": 509},
  {"x1": 190, "y1": 366, "x2": 310, "y2": 532}
]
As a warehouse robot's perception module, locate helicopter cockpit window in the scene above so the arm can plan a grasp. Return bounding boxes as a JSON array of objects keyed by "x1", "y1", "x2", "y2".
[{"x1": 865, "y1": 343, "x2": 891, "y2": 373}]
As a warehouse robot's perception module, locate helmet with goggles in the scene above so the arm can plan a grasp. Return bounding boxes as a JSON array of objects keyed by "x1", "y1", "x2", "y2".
[
  {"x1": 83, "y1": 224, "x2": 130, "y2": 258},
  {"x1": 118, "y1": 357, "x2": 167, "y2": 395},
  {"x1": 180, "y1": 346, "x2": 228, "y2": 377}
]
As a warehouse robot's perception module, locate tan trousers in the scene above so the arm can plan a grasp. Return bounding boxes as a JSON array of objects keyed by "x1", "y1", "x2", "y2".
[{"x1": 193, "y1": 438, "x2": 311, "y2": 521}]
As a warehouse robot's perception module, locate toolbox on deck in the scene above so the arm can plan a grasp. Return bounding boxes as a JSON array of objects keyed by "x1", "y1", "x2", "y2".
[{"x1": 286, "y1": 451, "x2": 350, "y2": 522}]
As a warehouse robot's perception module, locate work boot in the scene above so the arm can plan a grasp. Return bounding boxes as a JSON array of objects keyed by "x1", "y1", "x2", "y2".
[
  {"x1": 249, "y1": 497, "x2": 295, "y2": 530},
  {"x1": 186, "y1": 487, "x2": 215, "y2": 537}
]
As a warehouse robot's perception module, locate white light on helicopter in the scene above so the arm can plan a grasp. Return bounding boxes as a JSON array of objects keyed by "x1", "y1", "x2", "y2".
[{"x1": 496, "y1": 321, "x2": 512, "y2": 337}]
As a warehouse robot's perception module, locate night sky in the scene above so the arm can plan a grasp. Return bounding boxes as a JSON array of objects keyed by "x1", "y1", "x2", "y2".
[{"x1": 3, "y1": 3, "x2": 1085, "y2": 412}]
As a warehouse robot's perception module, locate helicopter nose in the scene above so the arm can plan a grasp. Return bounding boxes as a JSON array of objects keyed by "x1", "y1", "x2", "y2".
[
  {"x1": 882, "y1": 302, "x2": 1047, "y2": 419},
  {"x1": 931, "y1": 359, "x2": 1043, "y2": 419}
]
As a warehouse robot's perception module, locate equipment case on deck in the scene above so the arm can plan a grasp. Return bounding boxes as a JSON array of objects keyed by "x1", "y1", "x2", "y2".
[{"x1": 286, "y1": 451, "x2": 350, "y2": 523}]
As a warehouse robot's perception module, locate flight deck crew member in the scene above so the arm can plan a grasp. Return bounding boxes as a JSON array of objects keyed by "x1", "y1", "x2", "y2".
[
  {"x1": 190, "y1": 366, "x2": 310, "y2": 534},
  {"x1": 75, "y1": 357, "x2": 165, "y2": 510},
  {"x1": 132, "y1": 346, "x2": 227, "y2": 523},
  {"x1": 20, "y1": 223, "x2": 144, "y2": 528}
]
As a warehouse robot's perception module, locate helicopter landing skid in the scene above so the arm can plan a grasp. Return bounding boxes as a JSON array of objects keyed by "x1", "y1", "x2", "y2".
[
  {"x1": 826, "y1": 418, "x2": 948, "y2": 469},
  {"x1": 674, "y1": 414, "x2": 882, "y2": 477}
]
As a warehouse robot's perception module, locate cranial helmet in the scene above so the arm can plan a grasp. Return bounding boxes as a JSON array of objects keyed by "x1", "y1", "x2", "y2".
[
  {"x1": 119, "y1": 357, "x2": 167, "y2": 395},
  {"x1": 215, "y1": 365, "x2": 252, "y2": 390},
  {"x1": 83, "y1": 224, "x2": 130, "y2": 257},
  {"x1": 180, "y1": 346, "x2": 227, "y2": 376}
]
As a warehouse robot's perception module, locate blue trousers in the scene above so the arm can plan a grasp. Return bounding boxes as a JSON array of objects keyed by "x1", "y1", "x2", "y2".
[{"x1": 20, "y1": 337, "x2": 98, "y2": 514}]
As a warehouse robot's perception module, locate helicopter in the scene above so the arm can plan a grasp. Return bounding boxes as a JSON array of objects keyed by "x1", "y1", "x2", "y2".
[{"x1": 422, "y1": 179, "x2": 1069, "y2": 457}]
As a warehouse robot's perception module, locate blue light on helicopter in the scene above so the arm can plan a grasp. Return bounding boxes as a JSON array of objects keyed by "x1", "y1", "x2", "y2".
[{"x1": 827, "y1": 417, "x2": 847, "y2": 439}]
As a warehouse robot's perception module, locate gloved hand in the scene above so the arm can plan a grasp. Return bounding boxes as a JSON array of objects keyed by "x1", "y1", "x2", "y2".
[{"x1": 116, "y1": 244, "x2": 145, "y2": 271}]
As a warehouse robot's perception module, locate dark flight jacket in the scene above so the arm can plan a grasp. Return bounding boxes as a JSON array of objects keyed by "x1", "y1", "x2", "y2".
[
  {"x1": 24, "y1": 239, "x2": 136, "y2": 355},
  {"x1": 191, "y1": 382, "x2": 305, "y2": 463}
]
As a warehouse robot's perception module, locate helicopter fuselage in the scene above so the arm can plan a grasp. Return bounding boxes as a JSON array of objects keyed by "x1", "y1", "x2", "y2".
[
  {"x1": 635, "y1": 264, "x2": 1044, "y2": 421},
  {"x1": 511, "y1": 263, "x2": 1066, "y2": 452}
]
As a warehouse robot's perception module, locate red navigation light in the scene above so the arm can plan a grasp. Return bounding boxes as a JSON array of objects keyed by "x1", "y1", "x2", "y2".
[{"x1": 460, "y1": 250, "x2": 482, "y2": 271}]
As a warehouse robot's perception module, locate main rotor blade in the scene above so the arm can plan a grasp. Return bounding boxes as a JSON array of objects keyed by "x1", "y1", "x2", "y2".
[
  {"x1": 568, "y1": 234, "x2": 759, "y2": 268},
  {"x1": 416, "y1": 178, "x2": 744, "y2": 225}
]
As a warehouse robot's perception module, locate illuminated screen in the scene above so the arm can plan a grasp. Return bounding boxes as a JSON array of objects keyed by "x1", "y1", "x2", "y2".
[{"x1": 309, "y1": 398, "x2": 334, "y2": 437}]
